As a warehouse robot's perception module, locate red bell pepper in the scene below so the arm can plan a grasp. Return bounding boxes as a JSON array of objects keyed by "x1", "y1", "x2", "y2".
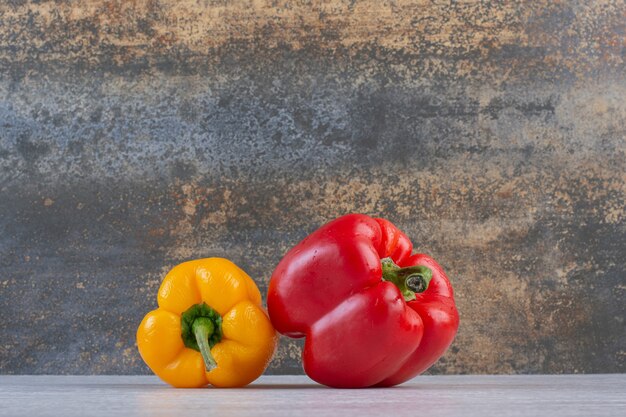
[{"x1": 267, "y1": 214, "x2": 459, "y2": 387}]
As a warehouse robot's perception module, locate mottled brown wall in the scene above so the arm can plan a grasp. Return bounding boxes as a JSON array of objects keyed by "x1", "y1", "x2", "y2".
[{"x1": 0, "y1": 1, "x2": 624, "y2": 375}]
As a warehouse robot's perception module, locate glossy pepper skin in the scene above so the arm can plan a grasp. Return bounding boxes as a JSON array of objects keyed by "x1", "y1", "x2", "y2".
[
  {"x1": 267, "y1": 214, "x2": 459, "y2": 388},
  {"x1": 137, "y1": 258, "x2": 277, "y2": 388}
]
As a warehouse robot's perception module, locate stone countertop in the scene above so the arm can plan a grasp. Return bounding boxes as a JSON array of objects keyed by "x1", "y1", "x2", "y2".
[{"x1": 0, "y1": 375, "x2": 624, "y2": 417}]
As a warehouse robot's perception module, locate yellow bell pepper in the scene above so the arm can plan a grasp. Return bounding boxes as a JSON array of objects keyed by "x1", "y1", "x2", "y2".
[{"x1": 136, "y1": 258, "x2": 277, "y2": 388}]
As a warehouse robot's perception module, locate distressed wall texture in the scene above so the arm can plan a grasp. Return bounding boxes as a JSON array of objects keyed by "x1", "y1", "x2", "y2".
[{"x1": 0, "y1": 1, "x2": 624, "y2": 375}]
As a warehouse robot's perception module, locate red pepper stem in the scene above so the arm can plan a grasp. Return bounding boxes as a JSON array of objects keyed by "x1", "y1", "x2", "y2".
[
  {"x1": 192, "y1": 318, "x2": 218, "y2": 372},
  {"x1": 381, "y1": 257, "x2": 432, "y2": 302}
]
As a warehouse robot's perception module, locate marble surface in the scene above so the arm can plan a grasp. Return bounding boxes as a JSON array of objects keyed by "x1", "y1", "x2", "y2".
[
  {"x1": 1, "y1": 375, "x2": 625, "y2": 417},
  {"x1": 1, "y1": 1, "x2": 625, "y2": 376}
]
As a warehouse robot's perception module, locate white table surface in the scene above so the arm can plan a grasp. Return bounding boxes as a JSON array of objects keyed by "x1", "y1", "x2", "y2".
[{"x1": 1, "y1": 375, "x2": 624, "y2": 417}]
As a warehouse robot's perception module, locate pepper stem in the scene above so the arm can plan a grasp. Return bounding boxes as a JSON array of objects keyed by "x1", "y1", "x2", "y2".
[
  {"x1": 381, "y1": 257, "x2": 432, "y2": 302},
  {"x1": 192, "y1": 318, "x2": 218, "y2": 372},
  {"x1": 181, "y1": 302, "x2": 223, "y2": 372}
]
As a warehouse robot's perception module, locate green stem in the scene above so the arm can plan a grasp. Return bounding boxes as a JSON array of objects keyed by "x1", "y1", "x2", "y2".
[
  {"x1": 381, "y1": 257, "x2": 432, "y2": 302},
  {"x1": 192, "y1": 318, "x2": 218, "y2": 372},
  {"x1": 180, "y1": 302, "x2": 223, "y2": 372}
]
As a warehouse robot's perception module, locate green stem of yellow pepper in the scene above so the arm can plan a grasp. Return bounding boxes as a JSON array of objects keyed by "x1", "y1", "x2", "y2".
[
  {"x1": 192, "y1": 318, "x2": 218, "y2": 372},
  {"x1": 181, "y1": 302, "x2": 223, "y2": 372}
]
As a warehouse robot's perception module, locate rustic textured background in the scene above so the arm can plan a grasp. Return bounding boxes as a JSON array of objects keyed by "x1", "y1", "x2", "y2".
[{"x1": 0, "y1": 1, "x2": 624, "y2": 375}]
